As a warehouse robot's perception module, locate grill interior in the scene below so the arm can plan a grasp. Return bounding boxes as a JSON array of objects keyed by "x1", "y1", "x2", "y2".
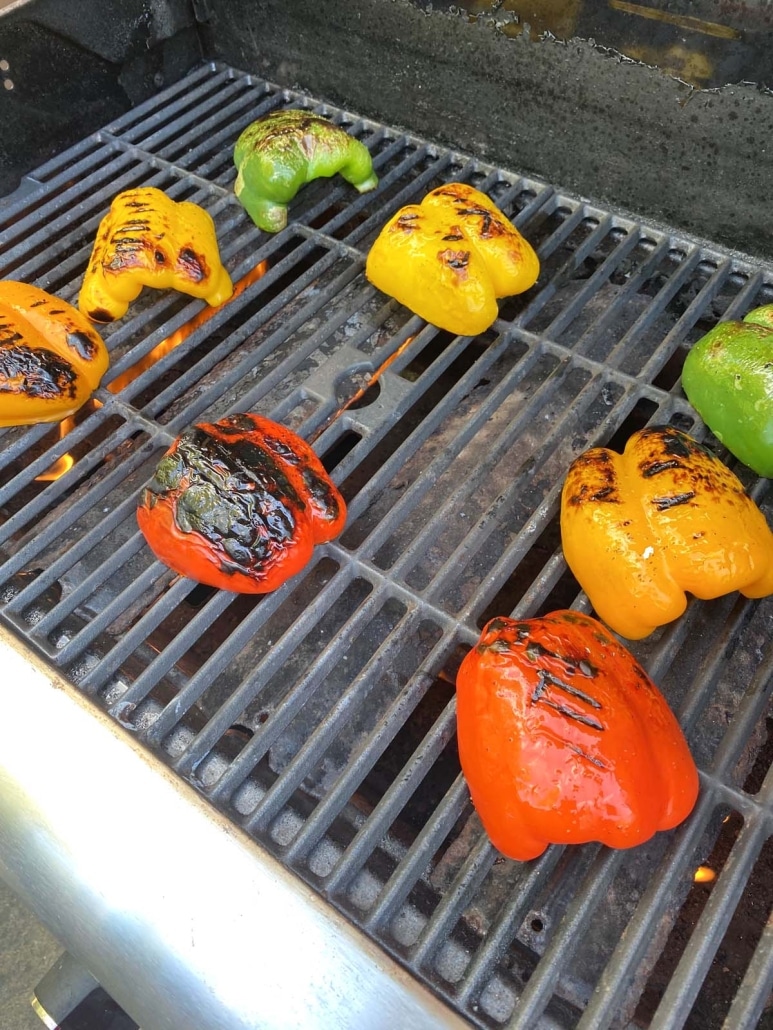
[{"x1": 2, "y1": 61, "x2": 773, "y2": 1029}]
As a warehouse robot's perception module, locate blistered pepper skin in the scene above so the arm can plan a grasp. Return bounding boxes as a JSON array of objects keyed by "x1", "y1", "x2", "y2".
[
  {"x1": 234, "y1": 110, "x2": 378, "y2": 233},
  {"x1": 682, "y1": 304, "x2": 773, "y2": 478},
  {"x1": 560, "y1": 426, "x2": 773, "y2": 640},
  {"x1": 137, "y1": 414, "x2": 346, "y2": 593},
  {"x1": 79, "y1": 187, "x2": 233, "y2": 322},
  {"x1": 365, "y1": 183, "x2": 540, "y2": 336},
  {"x1": 0, "y1": 281, "x2": 109, "y2": 427},
  {"x1": 456, "y1": 611, "x2": 699, "y2": 862}
]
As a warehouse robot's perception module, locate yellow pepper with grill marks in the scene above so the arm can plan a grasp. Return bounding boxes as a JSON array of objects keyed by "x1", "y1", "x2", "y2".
[
  {"x1": 0, "y1": 281, "x2": 109, "y2": 427},
  {"x1": 560, "y1": 426, "x2": 773, "y2": 640},
  {"x1": 365, "y1": 183, "x2": 539, "y2": 336},
  {"x1": 79, "y1": 187, "x2": 233, "y2": 323}
]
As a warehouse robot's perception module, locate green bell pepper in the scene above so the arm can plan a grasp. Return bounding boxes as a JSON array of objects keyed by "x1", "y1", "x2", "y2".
[
  {"x1": 682, "y1": 304, "x2": 773, "y2": 478},
  {"x1": 233, "y1": 109, "x2": 378, "y2": 233}
]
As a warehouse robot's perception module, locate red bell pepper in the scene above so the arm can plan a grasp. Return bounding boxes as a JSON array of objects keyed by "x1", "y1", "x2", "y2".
[
  {"x1": 456, "y1": 611, "x2": 699, "y2": 861},
  {"x1": 137, "y1": 414, "x2": 346, "y2": 593}
]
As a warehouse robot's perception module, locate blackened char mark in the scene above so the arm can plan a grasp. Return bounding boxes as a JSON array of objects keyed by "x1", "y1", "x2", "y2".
[
  {"x1": 178, "y1": 247, "x2": 206, "y2": 283},
  {"x1": 652, "y1": 491, "x2": 696, "y2": 511},
  {"x1": 66, "y1": 330, "x2": 99, "y2": 361},
  {"x1": 0, "y1": 344, "x2": 77, "y2": 399},
  {"x1": 437, "y1": 248, "x2": 470, "y2": 271},
  {"x1": 641, "y1": 459, "x2": 683, "y2": 477},
  {"x1": 530, "y1": 668, "x2": 603, "y2": 711}
]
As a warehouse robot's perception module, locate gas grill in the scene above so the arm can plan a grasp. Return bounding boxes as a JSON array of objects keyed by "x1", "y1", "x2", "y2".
[{"x1": 1, "y1": 4, "x2": 773, "y2": 1029}]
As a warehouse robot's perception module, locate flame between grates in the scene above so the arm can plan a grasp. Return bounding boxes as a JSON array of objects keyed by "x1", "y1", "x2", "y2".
[{"x1": 1, "y1": 61, "x2": 773, "y2": 1030}]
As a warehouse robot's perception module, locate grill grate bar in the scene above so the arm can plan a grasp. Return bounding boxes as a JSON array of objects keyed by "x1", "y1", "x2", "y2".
[
  {"x1": 397, "y1": 367, "x2": 624, "y2": 598},
  {"x1": 539, "y1": 226, "x2": 646, "y2": 340},
  {"x1": 364, "y1": 774, "x2": 471, "y2": 932},
  {"x1": 0, "y1": 441, "x2": 157, "y2": 591},
  {"x1": 170, "y1": 568, "x2": 371, "y2": 779},
  {"x1": 409, "y1": 833, "x2": 497, "y2": 969},
  {"x1": 574, "y1": 788, "x2": 720, "y2": 1029},
  {"x1": 321, "y1": 698, "x2": 459, "y2": 895},
  {"x1": 80, "y1": 575, "x2": 205, "y2": 695},
  {"x1": 651, "y1": 814, "x2": 770, "y2": 1030},
  {"x1": 112, "y1": 66, "x2": 242, "y2": 144},
  {"x1": 282, "y1": 631, "x2": 459, "y2": 864},
  {"x1": 455, "y1": 845, "x2": 566, "y2": 1006},
  {"x1": 504, "y1": 847, "x2": 624, "y2": 1027},
  {"x1": 722, "y1": 920, "x2": 773, "y2": 1030},
  {"x1": 52, "y1": 562, "x2": 168, "y2": 665},
  {"x1": 224, "y1": 597, "x2": 429, "y2": 820},
  {"x1": 30, "y1": 532, "x2": 148, "y2": 638},
  {"x1": 140, "y1": 562, "x2": 356, "y2": 746}
]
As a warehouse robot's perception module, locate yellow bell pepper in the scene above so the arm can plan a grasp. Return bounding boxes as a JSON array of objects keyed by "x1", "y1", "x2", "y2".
[
  {"x1": 560, "y1": 426, "x2": 773, "y2": 640},
  {"x1": 79, "y1": 187, "x2": 233, "y2": 322},
  {"x1": 0, "y1": 280, "x2": 109, "y2": 427},
  {"x1": 365, "y1": 183, "x2": 539, "y2": 336}
]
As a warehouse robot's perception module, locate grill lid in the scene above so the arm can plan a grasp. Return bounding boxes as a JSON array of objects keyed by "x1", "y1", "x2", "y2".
[{"x1": 1, "y1": 62, "x2": 772, "y2": 1030}]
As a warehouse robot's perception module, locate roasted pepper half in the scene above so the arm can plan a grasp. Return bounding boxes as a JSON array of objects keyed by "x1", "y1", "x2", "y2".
[
  {"x1": 561, "y1": 426, "x2": 773, "y2": 639},
  {"x1": 0, "y1": 280, "x2": 109, "y2": 427},
  {"x1": 456, "y1": 611, "x2": 699, "y2": 862},
  {"x1": 681, "y1": 304, "x2": 773, "y2": 478},
  {"x1": 365, "y1": 182, "x2": 540, "y2": 336},
  {"x1": 233, "y1": 110, "x2": 378, "y2": 233},
  {"x1": 79, "y1": 187, "x2": 233, "y2": 323},
  {"x1": 137, "y1": 414, "x2": 346, "y2": 593}
]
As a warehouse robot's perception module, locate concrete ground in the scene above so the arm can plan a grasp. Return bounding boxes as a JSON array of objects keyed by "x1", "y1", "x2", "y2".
[{"x1": 0, "y1": 878, "x2": 62, "y2": 1030}]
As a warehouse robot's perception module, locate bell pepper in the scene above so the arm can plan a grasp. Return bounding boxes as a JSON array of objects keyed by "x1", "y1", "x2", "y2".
[
  {"x1": 79, "y1": 187, "x2": 234, "y2": 323},
  {"x1": 137, "y1": 413, "x2": 346, "y2": 593},
  {"x1": 233, "y1": 109, "x2": 379, "y2": 233},
  {"x1": 560, "y1": 426, "x2": 773, "y2": 640},
  {"x1": 365, "y1": 182, "x2": 540, "y2": 336},
  {"x1": 0, "y1": 280, "x2": 109, "y2": 427},
  {"x1": 456, "y1": 611, "x2": 699, "y2": 862},
  {"x1": 681, "y1": 303, "x2": 773, "y2": 478}
]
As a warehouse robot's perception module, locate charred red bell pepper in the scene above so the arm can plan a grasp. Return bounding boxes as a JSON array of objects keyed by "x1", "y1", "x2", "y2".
[
  {"x1": 137, "y1": 414, "x2": 346, "y2": 593},
  {"x1": 456, "y1": 611, "x2": 699, "y2": 862}
]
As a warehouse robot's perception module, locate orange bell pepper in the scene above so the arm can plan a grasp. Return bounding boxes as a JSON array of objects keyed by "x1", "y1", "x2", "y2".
[
  {"x1": 0, "y1": 280, "x2": 109, "y2": 427},
  {"x1": 79, "y1": 187, "x2": 233, "y2": 322},
  {"x1": 456, "y1": 610, "x2": 699, "y2": 862},
  {"x1": 365, "y1": 183, "x2": 539, "y2": 336},
  {"x1": 561, "y1": 426, "x2": 773, "y2": 640}
]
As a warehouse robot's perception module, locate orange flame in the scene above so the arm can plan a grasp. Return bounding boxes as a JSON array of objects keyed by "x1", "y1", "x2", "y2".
[
  {"x1": 694, "y1": 866, "x2": 716, "y2": 884},
  {"x1": 35, "y1": 261, "x2": 268, "y2": 481},
  {"x1": 35, "y1": 416, "x2": 76, "y2": 481},
  {"x1": 108, "y1": 260, "x2": 269, "y2": 395}
]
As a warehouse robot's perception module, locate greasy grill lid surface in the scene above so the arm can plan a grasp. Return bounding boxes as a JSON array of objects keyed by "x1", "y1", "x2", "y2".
[{"x1": 0, "y1": 62, "x2": 772, "y2": 1029}]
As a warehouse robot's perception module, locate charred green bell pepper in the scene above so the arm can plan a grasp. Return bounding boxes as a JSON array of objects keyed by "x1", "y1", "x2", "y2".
[
  {"x1": 682, "y1": 304, "x2": 773, "y2": 478},
  {"x1": 233, "y1": 110, "x2": 378, "y2": 232}
]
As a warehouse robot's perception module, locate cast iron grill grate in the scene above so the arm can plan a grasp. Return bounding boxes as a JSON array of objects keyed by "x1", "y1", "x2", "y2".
[{"x1": 1, "y1": 62, "x2": 773, "y2": 1029}]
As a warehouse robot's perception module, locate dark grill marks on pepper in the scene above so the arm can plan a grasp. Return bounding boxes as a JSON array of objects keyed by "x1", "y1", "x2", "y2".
[
  {"x1": 0, "y1": 345, "x2": 78, "y2": 399},
  {"x1": 137, "y1": 414, "x2": 347, "y2": 594}
]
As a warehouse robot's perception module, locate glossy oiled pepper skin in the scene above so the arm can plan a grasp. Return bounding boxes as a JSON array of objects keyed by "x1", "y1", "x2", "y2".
[
  {"x1": 137, "y1": 414, "x2": 346, "y2": 593},
  {"x1": 233, "y1": 110, "x2": 378, "y2": 233},
  {"x1": 681, "y1": 304, "x2": 773, "y2": 478},
  {"x1": 365, "y1": 183, "x2": 540, "y2": 336},
  {"x1": 79, "y1": 187, "x2": 233, "y2": 323},
  {"x1": 0, "y1": 281, "x2": 109, "y2": 427},
  {"x1": 456, "y1": 611, "x2": 699, "y2": 862},
  {"x1": 561, "y1": 426, "x2": 773, "y2": 640}
]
